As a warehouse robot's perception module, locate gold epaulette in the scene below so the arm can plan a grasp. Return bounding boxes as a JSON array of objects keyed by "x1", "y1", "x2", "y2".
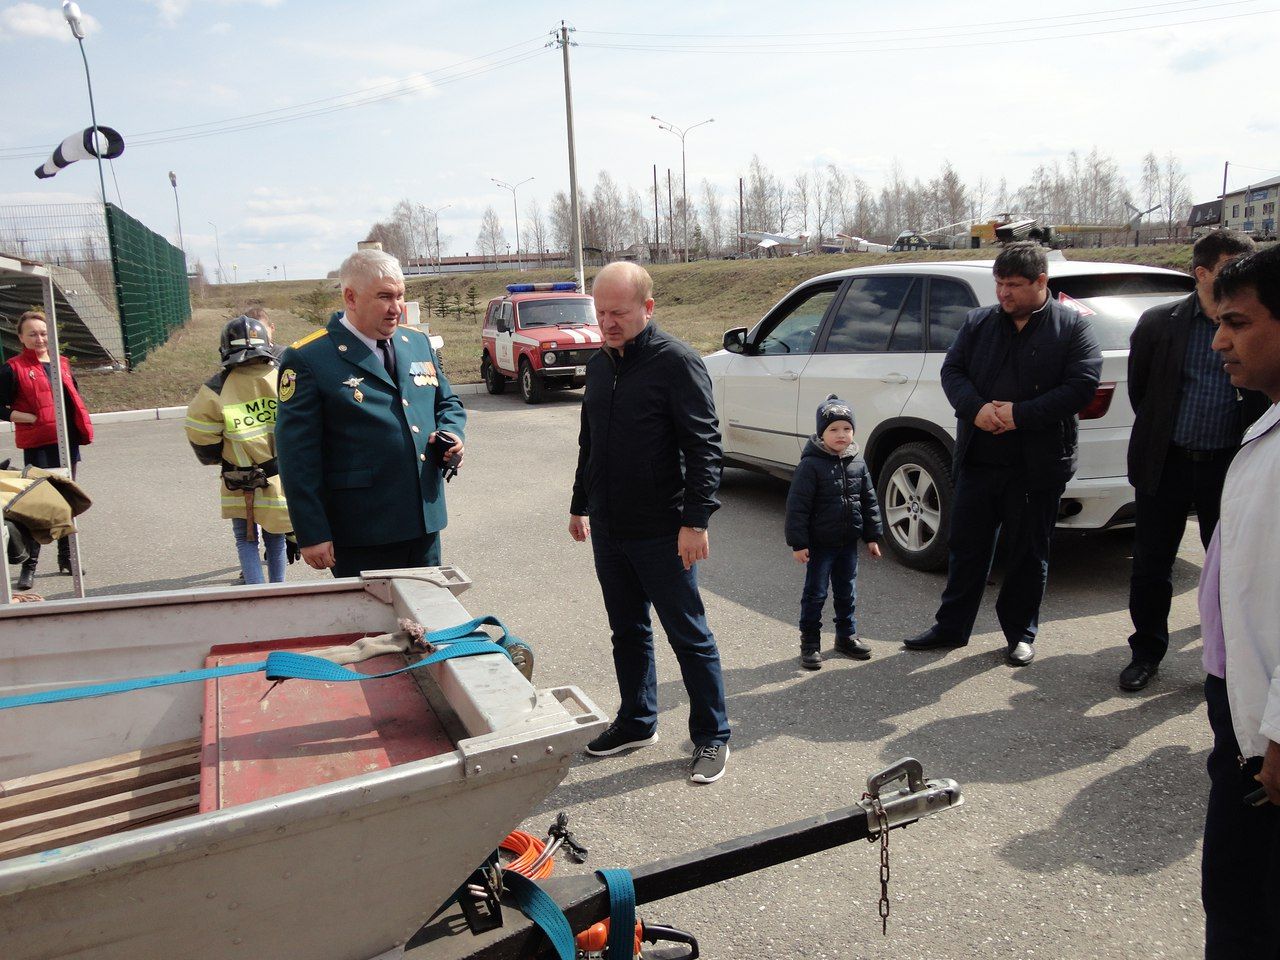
[{"x1": 290, "y1": 328, "x2": 329, "y2": 349}]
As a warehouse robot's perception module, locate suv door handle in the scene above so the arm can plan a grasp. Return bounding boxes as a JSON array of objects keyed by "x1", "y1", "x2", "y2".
[
  {"x1": 777, "y1": 371, "x2": 799, "y2": 381},
  {"x1": 879, "y1": 373, "x2": 909, "y2": 384}
]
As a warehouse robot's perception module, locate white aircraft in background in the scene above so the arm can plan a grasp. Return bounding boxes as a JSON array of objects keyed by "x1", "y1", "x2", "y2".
[
  {"x1": 832, "y1": 233, "x2": 889, "y2": 253},
  {"x1": 738, "y1": 230, "x2": 810, "y2": 252}
]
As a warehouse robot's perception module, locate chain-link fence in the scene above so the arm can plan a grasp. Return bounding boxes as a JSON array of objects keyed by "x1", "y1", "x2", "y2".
[{"x1": 0, "y1": 200, "x2": 189, "y2": 367}]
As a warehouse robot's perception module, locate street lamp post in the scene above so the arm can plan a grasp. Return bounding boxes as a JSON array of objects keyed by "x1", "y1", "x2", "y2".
[
  {"x1": 652, "y1": 115, "x2": 714, "y2": 263},
  {"x1": 208, "y1": 221, "x2": 224, "y2": 284},
  {"x1": 491, "y1": 177, "x2": 534, "y2": 271},
  {"x1": 62, "y1": 2, "x2": 108, "y2": 206},
  {"x1": 168, "y1": 171, "x2": 185, "y2": 257},
  {"x1": 425, "y1": 203, "x2": 451, "y2": 274}
]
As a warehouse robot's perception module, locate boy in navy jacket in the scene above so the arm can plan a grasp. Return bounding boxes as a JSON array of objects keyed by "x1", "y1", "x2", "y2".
[{"x1": 785, "y1": 395, "x2": 883, "y2": 669}]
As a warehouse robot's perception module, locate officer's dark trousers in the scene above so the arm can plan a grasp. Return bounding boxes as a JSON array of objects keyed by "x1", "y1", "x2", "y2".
[
  {"x1": 932, "y1": 464, "x2": 1063, "y2": 648},
  {"x1": 590, "y1": 524, "x2": 730, "y2": 748},
  {"x1": 1128, "y1": 447, "x2": 1231, "y2": 665},
  {"x1": 331, "y1": 533, "x2": 440, "y2": 579},
  {"x1": 1201, "y1": 675, "x2": 1280, "y2": 959}
]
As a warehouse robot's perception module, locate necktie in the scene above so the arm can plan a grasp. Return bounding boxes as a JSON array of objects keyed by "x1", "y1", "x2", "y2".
[{"x1": 377, "y1": 338, "x2": 396, "y2": 380}]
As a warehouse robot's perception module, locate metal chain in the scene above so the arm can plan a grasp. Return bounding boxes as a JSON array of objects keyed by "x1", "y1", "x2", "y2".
[{"x1": 863, "y1": 793, "x2": 891, "y2": 935}]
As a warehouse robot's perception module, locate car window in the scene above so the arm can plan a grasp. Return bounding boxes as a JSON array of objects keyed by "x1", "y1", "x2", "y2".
[
  {"x1": 927, "y1": 278, "x2": 978, "y2": 351},
  {"x1": 1048, "y1": 273, "x2": 1195, "y2": 350},
  {"x1": 888, "y1": 279, "x2": 924, "y2": 352},
  {"x1": 823, "y1": 276, "x2": 914, "y2": 353},
  {"x1": 754, "y1": 284, "x2": 839, "y2": 355},
  {"x1": 517, "y1": 298, "x2": 597, "y2": 328}
]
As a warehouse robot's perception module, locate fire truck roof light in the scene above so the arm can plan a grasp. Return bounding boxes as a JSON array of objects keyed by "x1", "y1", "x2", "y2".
[{"x1": 505, "y1": 282, "x2": 582, "y2": 293}]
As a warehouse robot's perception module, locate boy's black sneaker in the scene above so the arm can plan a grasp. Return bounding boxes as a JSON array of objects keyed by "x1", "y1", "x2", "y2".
[
  {"x1": 835, "y1": 635, "x2": 871, "y2": 660},
  {"x1": 585, "y1": 722, "x2": 659, "y2": 757},
  {"x1": 800, "y1": 650, "x2": 823, "y2": 670},
  {"x1": 690, "y1": 743, "x2": 728, "y2": 784}
]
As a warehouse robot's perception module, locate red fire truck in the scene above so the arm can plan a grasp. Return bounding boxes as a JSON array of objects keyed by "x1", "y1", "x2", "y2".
[{"x1": 480, "y1": 282, "x2": 600, "y2": 403}]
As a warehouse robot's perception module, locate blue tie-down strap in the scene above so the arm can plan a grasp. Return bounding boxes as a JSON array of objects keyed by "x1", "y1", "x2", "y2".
[
  {"x1": 596, "y1": 868, "x2": 637, "y2": 960},
  {"x1": 503, "y1": 872, "x2": 577, "y2": 960},
  {"x1": 0, "y1": 620, "x2": 520, "y2": 711}
]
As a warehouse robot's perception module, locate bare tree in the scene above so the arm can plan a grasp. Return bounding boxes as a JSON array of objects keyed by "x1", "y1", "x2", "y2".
[
  {"x1": 810, "y1": 164, "x2": 830, "y2": 241},
  {"x1": 549, "y1": 191, "x2": 573, "y2": 252},
  {"x1": 826, "y1": 164, "x2": 852, "y2": 234},
  {"x1": 476, "y1": 206, "x2": 506, "y2": 263},
  {"x1": 1159, "y1": 152, "x2": 1192, "y2": 238},
  {"x1": 791, "y1": 172, "x2": 811, "y2": 234},
  {"x1": 525, "y1": 198, "x2": 549, "y2": 260},
  {"x1": 701, "y1": 180, "x2": 724, "y2": 255}
]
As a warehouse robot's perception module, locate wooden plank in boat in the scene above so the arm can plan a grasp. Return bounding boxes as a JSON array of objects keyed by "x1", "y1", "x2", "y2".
[
  {"x1": 0, "y1": 753, "x2": 200, "y2": 820},
  {"x1": 201, "y1": 641, "x2": 455, "y2": 812},
  {"x1": 0, "y1": 794, "x2": 199, "y2": 861},
  {"x1": 0, "y1": 738, "x2": 200, "y2": 799},
  {"x1": 0, "y1": 775, "x2": 201, "y2": 845}
]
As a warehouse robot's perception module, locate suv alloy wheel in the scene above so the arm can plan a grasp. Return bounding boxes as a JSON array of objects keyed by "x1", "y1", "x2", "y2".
[{"x1": 876, "y1": 440, "x2": 952, "y2": 571}]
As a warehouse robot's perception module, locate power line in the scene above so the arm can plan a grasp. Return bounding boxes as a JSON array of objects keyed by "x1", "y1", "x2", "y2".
[
  {"x1": 0, "y1": 36, "x2": 549, "y2": 160},
  {"x1": 578, "y1": 0, "x2": 1252, "y2": 39},
  {"x1": 579, "y1": 6, "x2": 1277, "y2": 54}
]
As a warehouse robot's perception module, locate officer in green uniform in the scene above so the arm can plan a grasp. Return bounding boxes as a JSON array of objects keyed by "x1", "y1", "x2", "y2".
[{"x1": 275, "y1": 249, "x2": 466, "y2": 577}]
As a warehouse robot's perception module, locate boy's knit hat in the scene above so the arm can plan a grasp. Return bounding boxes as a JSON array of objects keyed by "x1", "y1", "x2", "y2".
[{"x1": 816, "y1": 393, "x2": 855, "y2": 435}]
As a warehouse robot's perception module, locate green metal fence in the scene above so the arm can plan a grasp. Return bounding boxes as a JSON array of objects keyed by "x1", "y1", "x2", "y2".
[{"x1": 104, "y1": 203, "x2": 189, "y2": 367}]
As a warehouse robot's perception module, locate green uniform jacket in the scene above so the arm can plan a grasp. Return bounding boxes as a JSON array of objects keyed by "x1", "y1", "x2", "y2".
[{"x1": 275, "y1": 316, "x2": 466, "y2": 549}]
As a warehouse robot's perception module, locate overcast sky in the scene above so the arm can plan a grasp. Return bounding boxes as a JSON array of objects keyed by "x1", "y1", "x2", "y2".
[{"x1": 2, "y1": 0, "x2": 1278, "y2": 281}]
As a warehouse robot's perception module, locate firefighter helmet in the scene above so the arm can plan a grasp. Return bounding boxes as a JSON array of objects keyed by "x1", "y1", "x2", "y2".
[{"x1": 220, "y1": 315, "x2": 276, "y2": 368}]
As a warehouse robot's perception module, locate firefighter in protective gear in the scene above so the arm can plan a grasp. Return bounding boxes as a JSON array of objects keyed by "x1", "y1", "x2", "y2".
[{"x1": 184, "y1": 315, "x2": 292, "y2": 584}]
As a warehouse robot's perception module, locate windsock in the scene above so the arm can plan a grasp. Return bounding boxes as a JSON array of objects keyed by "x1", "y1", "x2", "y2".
[{"x1": 35, "y1": 126, "x2": 124, "y2": 180}]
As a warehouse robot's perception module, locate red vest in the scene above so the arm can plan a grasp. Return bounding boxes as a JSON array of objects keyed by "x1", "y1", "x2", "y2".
[{"x1": 6, "y1": 349, "x2": 94, "y2": 449}]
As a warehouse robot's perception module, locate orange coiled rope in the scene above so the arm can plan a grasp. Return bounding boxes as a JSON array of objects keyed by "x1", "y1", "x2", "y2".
[{"x1": 500, "y1": 830, "x2": 554, "y2": 880}]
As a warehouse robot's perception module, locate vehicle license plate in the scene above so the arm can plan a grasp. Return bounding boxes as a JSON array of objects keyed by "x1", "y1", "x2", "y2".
[{"x1": 575, "y1": 365, "x2": 586, "y2": 375}]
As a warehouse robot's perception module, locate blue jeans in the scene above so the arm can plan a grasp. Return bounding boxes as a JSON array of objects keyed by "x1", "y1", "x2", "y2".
[
  {"x1": 799, "y1": 544, "x2": 858, "y2": 636},
  {"x1": 231, "y1": 518, "x2": 286, "y2": 584},
  {"x1": 590, "y1": 526, "x2": 730, "y2": 747}
]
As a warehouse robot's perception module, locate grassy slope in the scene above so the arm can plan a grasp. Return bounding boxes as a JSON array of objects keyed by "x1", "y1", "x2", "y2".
[{"x1": 77, "y1": 245, "x2": 1195, "y2": 412}]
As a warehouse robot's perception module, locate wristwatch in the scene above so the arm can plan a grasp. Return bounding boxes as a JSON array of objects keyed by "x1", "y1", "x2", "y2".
[{"x1": 688, "y1": 526, "x2": 706, "y2": 533}]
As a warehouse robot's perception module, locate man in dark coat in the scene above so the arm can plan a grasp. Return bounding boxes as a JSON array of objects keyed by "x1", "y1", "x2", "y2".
[
  {"x1": 1120, "y1": 230, "x2": 1265, "y2": 691},
  {"x1": 569, "y1": 261, "x2": 731, "y2": 785},
  {"x1": 276, "y1": 249, "x2": 465, "y2": 578},
  {"x1": 904, "y1": 242, "x2": 1102, "y2": 666}
]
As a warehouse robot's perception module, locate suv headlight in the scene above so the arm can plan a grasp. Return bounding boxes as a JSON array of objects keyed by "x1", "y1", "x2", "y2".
[{"x1": 543, "y1": 351, "x2": 557, "y2": 366}]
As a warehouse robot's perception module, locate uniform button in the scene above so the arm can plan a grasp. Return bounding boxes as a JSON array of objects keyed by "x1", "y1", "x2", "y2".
[
  {"x1": 411, "y1": 425, "x2": 420, "y2": 433},
  {"x1": 401, "y1": 336, "x2": 409, "y2": 342},
  {"x1": 338, "y1": 344, "x2": 347, "y2": 352},
  {"x1": 419, "y1": 453, "x2": 426, "y2": 462},
  {"x1": 402, "y1": 399, "x2": 409, "y2": 407}
]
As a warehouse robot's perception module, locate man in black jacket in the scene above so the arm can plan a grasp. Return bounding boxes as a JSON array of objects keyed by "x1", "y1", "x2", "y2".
[
  {"x1": 569, "y1": 262, "x2": 731, "y2": 785},
  {"x1": 905, "y1": 243, "x2": 1102, "y2": 666},
  {"x1": 1120, "y1": 230, "x2": 1264, "y2": 692}
]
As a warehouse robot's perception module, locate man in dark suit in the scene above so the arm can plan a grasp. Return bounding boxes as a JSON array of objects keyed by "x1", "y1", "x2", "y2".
[
  {"x1": 904, "y1": 242, "x2": 1102, "y2": 666},
  {"x1": 275, "y1": 249, "x2": 465, "y2": 578},
  {"x1": 1119, "y1": 230, "x2": 1264, "y2": 691}
]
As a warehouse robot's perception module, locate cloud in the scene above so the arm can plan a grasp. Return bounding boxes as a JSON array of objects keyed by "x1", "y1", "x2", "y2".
[
  {"x1": 1168, "y1": 44, "x2": 1229, "y2": 73},
  {"x1": 0, "y1": 2, "x2": 100, "y2": 41},
  {"x1": 208, "y1": 21, "x2": 231, "y2": 35},
  {"x1": 145, "y1": 0, "x2": 283, "y2": 28}
]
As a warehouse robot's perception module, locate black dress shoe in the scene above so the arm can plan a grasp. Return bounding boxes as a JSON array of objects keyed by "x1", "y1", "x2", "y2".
[
  {"x1": 904, "y1": 628, "x2": 967, "y2": 651},
  {"x1": 1007, "y1": 641, "x2": 1035, "y2": 666},
  {"x1": 15, "y1": 562, "x2": 36, "y2": 592},
  {"x1": 1119, "y1": 660, "x2": 1158, "y2": 691}
]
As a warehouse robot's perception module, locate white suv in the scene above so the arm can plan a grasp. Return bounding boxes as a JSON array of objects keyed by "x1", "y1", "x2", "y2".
[{"x1": 703, "y1": 259, "x2": 1195, "y2": 570}]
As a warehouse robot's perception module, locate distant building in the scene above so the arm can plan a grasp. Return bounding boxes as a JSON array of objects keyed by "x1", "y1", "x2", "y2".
[
  {"x1": 404, "y1": 251, "x2": 572, "y2": 276},
  {"x1": 1220, "y1": 174, "x2": 1279, "y2": 239}
]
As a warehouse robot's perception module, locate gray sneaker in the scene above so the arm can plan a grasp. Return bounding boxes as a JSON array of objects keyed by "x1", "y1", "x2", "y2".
[{"x1": 689, "y1": 743, "x2": 728, "y2": 784}]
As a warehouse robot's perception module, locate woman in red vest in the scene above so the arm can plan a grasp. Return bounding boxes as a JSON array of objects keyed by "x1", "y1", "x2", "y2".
[{"x1": 1, "y1": 310, "x2": 94, "y2": 590}]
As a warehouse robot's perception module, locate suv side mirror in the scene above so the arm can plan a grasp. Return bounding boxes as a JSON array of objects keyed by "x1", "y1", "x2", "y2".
[{"x1": 723, "y1": 327, "x2": 748, "y2": 354}]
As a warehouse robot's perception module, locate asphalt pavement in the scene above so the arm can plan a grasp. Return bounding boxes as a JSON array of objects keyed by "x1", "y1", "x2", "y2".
[{"x1": 2, "y1": 393, "x2": 1213, "y2": 959}]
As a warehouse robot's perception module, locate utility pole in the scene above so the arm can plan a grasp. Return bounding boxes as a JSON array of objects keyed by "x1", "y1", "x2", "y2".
[
  {"x1": 552, "y1": 22, "x2": 584, "y2": 289},
  {"x1": 653, "y1": 164, "x2": 660, "y2": 264},
  {"x1": 738, "y1": 177, "x2": 745, "y2": 255},
  {"x1": 168, "y1": 172, "x2": 185, "y2": 258},
  {"x1": 667, "y1": 169, "x2": 675, "y2": 263}
]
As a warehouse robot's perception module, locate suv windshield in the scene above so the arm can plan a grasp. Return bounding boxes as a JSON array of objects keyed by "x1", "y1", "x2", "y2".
[
  {"x1": 1048, "y1": 273, "x2": 1195, "y2": 349},
  {"x1": 517, "y1": 299, "x2": 596, "y2": 329}
]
